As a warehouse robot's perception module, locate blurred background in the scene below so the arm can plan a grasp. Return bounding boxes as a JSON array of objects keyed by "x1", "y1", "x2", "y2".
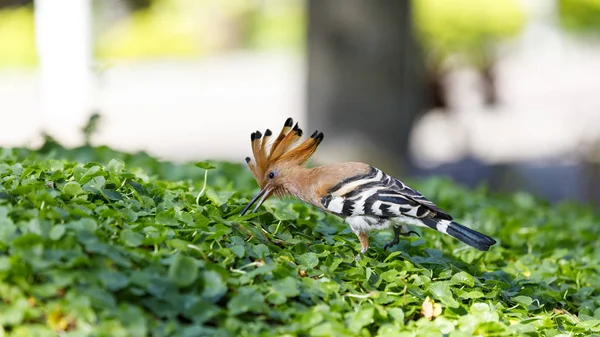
[{"x1": 1, "y1": 0, "x2": 600, "y2": 204}]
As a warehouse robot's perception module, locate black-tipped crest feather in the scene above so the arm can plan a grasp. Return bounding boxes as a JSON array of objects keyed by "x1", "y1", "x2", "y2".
[{"x1": 246, "y1": 117, "x2": 324, "y2": 188}]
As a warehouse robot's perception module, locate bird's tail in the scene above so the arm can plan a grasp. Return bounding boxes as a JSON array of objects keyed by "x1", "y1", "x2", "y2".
[{"x1": 423, "y1": 219, "x2": 496, "y2": 251}]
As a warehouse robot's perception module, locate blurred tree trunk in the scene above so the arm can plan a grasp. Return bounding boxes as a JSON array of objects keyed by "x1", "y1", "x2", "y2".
[
  {"x1": 307, "y1": 0, "x2": 426, "y2": 174},
  {"x1": 0, "y1": 0, "x2": 32, "y2": 8}
]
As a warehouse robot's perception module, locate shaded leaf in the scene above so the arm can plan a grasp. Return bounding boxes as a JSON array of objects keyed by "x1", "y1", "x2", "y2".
[
  {"x1": 168, "y1": 255, "x2": 199, "y2": 287},
  {"x1": 201, "y1": 270, "x2": 227, "y2": 302},
  {"x1": 347, "y1": 305, "x2": 374, "y2": 333},
  {"x1": 120, "y1": 229, "x2": 144, "y2": 247},
  {"x1": 428, "y1": 281, "x2": 459, "y2": 308},
  {"x1": 298, "y1": 252, "x2": 319, "y2": 269},
  {"x1": 48, "y1": 225, "x2": 66, "y2": 241}
]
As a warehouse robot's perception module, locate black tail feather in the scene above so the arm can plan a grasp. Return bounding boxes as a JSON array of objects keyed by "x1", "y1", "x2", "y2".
[
  {"x1": 446, "y1": 221, "x2": 496, "y2": 251},
  {"x1": 421, "y1": 218, "x2": 496, "y2": 251}
]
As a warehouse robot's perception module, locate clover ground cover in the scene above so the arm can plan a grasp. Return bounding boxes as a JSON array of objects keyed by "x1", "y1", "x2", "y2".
[{"x1": 0, "y1": 146, "x2": 598, "y2": 336}]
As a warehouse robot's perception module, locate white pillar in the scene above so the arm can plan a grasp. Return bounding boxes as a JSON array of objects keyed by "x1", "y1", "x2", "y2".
[{"x1": 34, "y1": 0, "x2": 94, "y2": 146}]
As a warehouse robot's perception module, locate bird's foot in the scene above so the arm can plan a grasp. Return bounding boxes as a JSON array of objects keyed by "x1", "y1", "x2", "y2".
[
  {"x1": 383, "y1": 239, "x2": 399, "y2": 251},
  {"x1": 401, "y1": 230, "x2": 420, "y2": 237},
  {"x1": 355, "y1": 246, "x2": 369, "y2": 261},
  {"x1": 385, "y1": 230, "x2": 420, "y2": 250}
]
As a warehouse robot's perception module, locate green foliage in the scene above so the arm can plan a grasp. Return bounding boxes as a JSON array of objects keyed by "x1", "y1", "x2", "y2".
[
  {"x1": 413, "y1": 0, "x2": 526, "y2": 69},
  {"x1": 244, "y1": 0, "x2": 305, "y2": 51},
  {"x1": 96, "y1": 0, "x2": 304, "y2": 61},
  {"x1": 0, "y1": 1, "x2": 303, "y2": 68},
  {"x1": 95, "y1": 0, "x2": 202, "y2": 60},
  {"x1": 0, "y1": 8, "x2": 37, "y2": 69},
  {"x1": 1, "y1": 143, "x2": 600, "y2": 335},
  {"x1": 559, "y1": 0, "x2": 600, "y2": 34}
]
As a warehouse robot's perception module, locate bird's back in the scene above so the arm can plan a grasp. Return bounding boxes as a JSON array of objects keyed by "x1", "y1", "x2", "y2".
[{"x1": 312, "y1": 163, "x2": 451, "y2": 221}]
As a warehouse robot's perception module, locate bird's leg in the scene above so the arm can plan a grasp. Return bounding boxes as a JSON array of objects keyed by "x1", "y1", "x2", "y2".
[
  {"x1": 383, "y1": 226, "x2": 401, "y2": 250},
  {"x1": 384, "y1": 225, "x2": 420, "y2": 250},
  {"x1": 355, "y1": 232, "x2": 369, "y2": 261}
]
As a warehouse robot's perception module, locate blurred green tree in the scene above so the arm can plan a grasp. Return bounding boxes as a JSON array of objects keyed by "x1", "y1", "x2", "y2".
[
  {"x1": 559, "y1": 0, "x2": 600, "y2": 34},
  {"x1": 0, "y1": 7, "x2": 36, "y2": 68},
  {"x1": 413, "y1": 0, "x2": 525, "y2": 107},
  {"x1": 0, "y1": 0, "x2": 31, "y2": 9}
]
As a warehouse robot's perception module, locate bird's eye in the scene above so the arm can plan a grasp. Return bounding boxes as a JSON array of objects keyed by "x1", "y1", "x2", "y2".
[{"x1": 268, "y1": 171, "x2": 275, "y2": 179}]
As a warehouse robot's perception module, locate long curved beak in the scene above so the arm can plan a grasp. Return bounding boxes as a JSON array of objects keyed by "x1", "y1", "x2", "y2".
[{"x1": 240, "y1": 185, "x2": 272, "y2": 215}]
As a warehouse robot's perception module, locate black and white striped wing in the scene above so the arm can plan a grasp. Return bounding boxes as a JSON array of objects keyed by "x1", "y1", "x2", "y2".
[
  {"x1": 320, "y1": 166, "x2": 497, "y2": 251},
  {"x1": 321, "y1": 166, "x2": 452, "y2": 221}
]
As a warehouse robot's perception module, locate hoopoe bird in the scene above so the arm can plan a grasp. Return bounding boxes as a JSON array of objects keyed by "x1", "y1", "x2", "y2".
[{"x1": 241, "y1": 118, "x2": 496, "y2": 260}]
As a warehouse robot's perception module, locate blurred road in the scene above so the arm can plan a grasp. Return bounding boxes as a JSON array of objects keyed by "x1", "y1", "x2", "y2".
[
  {"x1": 1, "y1": 42, "x2": 600, "y2": 166},
  {"x1": 411, "y1": 39, "x2": 600, "y2": 167},
  {"x1": 0, "y1": 52, "x2": 305, "y2": 162}
]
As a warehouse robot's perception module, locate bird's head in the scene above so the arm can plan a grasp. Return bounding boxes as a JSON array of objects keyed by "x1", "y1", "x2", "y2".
[{"x1": 241, "y1": 117, "x2": 324, "y2": 215}]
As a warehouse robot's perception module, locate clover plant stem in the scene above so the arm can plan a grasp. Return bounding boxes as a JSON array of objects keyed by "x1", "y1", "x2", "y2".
[
  {"x1": 187, "y1": 244, "x2": 202, "y2": 253},
  {"x1": 273, "y1": 221, "x2": 282, "y2": 235},
  {"x1": 196, "y1": 169, "x2": 209, "y2": 205},
  {"x1": 238, "y1": 261, "x2": 262, "y2": 270},
  {"x1": 343, "y1": 293, "x2": 371, "y2": 299},
  {"x1": 259, "y1": 227, "x2": 271, "y2": 237}
]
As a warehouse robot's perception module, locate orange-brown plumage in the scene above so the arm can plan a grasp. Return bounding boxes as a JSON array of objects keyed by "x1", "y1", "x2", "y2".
[
  {"x1": 242, "y1": 117, "x2": 497, "y2": 260},
  {"x1": 294, "y1": 163, "x2": 373, "y2": 205}
]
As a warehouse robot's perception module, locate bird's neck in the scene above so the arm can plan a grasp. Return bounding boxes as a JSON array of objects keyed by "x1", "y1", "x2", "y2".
[
  {"x1": 281, "y1": 166, "x2": 324, "y2": 206},
  {"x1": 282, "y1": 162, "x2": 373, "y2": 208}
]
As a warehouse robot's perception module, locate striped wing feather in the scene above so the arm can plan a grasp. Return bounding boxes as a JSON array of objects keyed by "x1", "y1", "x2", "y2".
[
  {"x1": 320, "y1": 165, "x2": 496, "y2": 251},
  {"x1": 324, "y1": 166, "x2": 452, "y2": 221},
  {"x1": 387, "y1": 177, "x2": 452, "y2": 220}
]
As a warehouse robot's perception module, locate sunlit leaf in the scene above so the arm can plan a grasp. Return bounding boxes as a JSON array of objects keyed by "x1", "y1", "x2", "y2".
[{"x1": 195, "y1": 162, "x2": 216, "y2": 170}]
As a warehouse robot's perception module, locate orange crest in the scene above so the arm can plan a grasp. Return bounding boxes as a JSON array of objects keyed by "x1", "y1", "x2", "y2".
[{"x1": 245, "y1": 117, "x2": 324, "y2": 188}]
